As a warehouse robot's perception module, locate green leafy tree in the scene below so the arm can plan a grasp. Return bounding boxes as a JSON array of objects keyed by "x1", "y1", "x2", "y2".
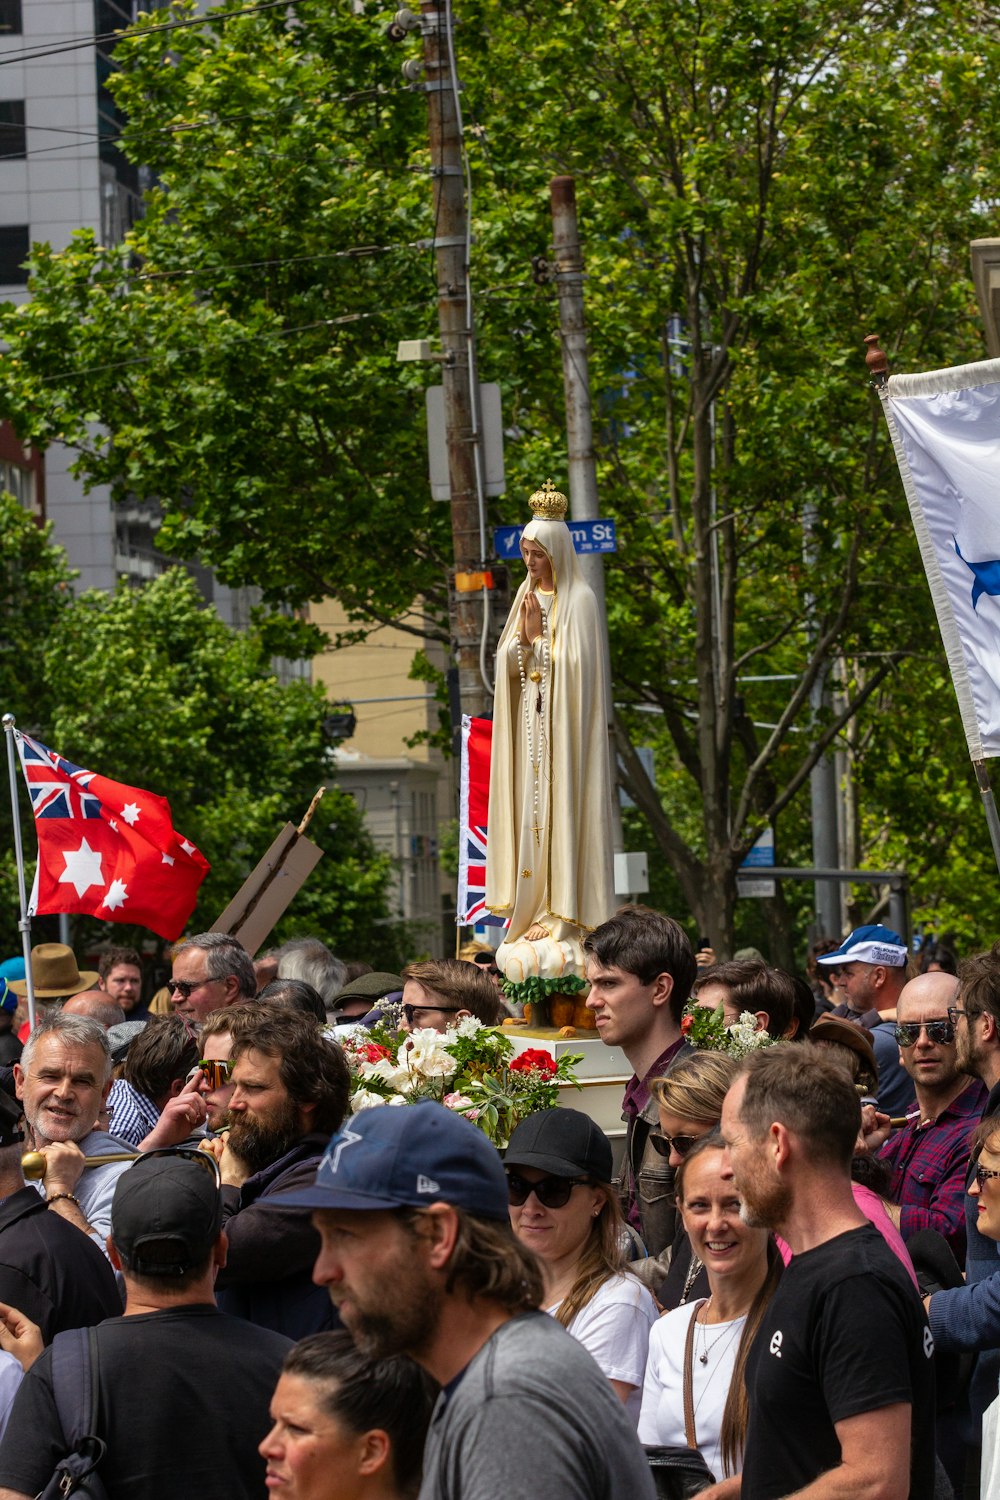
[{"x1": 1, "y1": 567, "x2": 405, "y2": 965}]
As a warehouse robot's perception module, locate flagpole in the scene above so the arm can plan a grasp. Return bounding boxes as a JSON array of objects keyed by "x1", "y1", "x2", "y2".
[
  {"x1": 973, "y1": 760, "x2": 1000, "y2": 881},
  {"x1": 2, "y1": 714, "x2": 35, "y2": 1031}
]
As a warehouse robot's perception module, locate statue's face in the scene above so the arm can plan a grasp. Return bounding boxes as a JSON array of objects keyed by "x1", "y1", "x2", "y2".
[{"x1": 522, "y1": 539, "x2": 554, "y2": 589}]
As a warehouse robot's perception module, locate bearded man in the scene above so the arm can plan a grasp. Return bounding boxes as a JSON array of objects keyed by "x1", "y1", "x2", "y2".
[
  {"x1": 204, "y1": 1006, "x2": 350, "y2": 1339},
  {"x1": 703, "y1": 1047, "x2": 936, "y2": 1500}
]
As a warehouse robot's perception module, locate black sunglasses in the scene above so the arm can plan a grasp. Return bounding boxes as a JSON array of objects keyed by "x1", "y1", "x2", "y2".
[
  {"x1": 402, "y1": 1003, "x2": 461, "y2": 1027},
  {"x1": 506, "y1": 1172, "x2": 590, "y2": 1209},
  {"x1": 650, "y1": 1133, "x2": 700, "y2": 1159},
  {"x1": 136, "y1": 1145, "x2": 222, "y2": 1187},
  {"x1": 893, "y1": 1019, "x2": 955, "y2": 1047},
  {"x1": 975, "y1": 1164, "x2": 1000, "y2": 1192},
  {"x1": 166, "y1": 976, "x2": 224, "y2": 999}
]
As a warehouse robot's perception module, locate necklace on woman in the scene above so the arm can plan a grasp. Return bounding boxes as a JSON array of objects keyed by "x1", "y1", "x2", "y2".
[
  {"x1": 696, "y1": 1297, "x2": 743, "y2": 1365},
  {"x1": 514, "y1": 602, "x2": 550, "y2": 846},
  {"x1": 678, "y1": 1253, "x2": 703, "y2": 1306}
]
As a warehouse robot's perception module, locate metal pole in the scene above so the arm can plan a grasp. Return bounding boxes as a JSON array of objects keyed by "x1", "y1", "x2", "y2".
[
  {"x1": 974, "y1": 760, "x2": 1000, "y2": 880},
  {"x1": 803, "y1": 500, "x2": 842, "y2": 936},
  {"x1": 549, "y1": 174, "x2": 624, "y2": 852},
  {"x1": 2, "y1": 715, "x2": 35, "y2": 1030},
  {"x1": 420, "y1": 0, "x2": 488, "y2": 718}
]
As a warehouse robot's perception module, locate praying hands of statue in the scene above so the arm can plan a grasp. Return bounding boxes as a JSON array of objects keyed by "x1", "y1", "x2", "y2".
[{"x1": 518, "y1": 591, "x2": 543, "y2": 649}]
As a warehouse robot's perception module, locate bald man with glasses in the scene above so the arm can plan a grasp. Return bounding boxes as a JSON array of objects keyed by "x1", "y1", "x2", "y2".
[{"x1": 864, "y1": 971, "x2": 987, "y2": 1267}]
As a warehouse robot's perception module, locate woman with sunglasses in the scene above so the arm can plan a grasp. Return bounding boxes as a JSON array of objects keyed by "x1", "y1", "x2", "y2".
[
  {"x1": 504, "y1": 1108, "x2": 656, "y2": 1423},
  {"x1": 638, "y1": 1134, "x2": 782, "y2": 1486},
  {"x1": 260, "y1": 1330, "x2": 436, "y2": 1500},
  {"x1": 650, "y1": 1052, "x2": 740, "y2": 1309}
]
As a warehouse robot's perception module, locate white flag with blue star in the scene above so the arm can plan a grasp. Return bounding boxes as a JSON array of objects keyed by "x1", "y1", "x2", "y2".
[{"x1": 882, "y1": 356, "x2": 1000, "y2": 758}]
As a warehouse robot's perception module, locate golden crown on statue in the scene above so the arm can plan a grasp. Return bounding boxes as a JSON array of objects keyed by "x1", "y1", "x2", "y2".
[{"x1": 528, "y1": 478, "x2": 569, "y2": 521}]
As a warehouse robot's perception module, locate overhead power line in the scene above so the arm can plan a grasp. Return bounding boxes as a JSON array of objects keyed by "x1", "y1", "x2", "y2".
[{"x1": 0, "y1": 0, "x2": 300, "y2": 68}]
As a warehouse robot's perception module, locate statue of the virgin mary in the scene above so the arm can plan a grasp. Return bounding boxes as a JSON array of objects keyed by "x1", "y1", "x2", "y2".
[{"x1": 486, "y1": 480, "x2": 615, "y2": 989}]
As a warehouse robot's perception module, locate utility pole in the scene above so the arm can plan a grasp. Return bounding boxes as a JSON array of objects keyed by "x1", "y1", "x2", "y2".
[
  {"x1": 803, "y1": 501, "x2": 842, "y2": 939},
  {"x1": 549, "y1": 175, "x2": 623, "y2": 851},
  {"x1": 418, "y1": 0, "x2": 489, "y2": 718}
]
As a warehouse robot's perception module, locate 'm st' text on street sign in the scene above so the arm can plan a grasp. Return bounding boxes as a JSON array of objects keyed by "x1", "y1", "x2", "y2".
[{"x1": 494, "y1": 519, "x2": 617, "y2": 558}]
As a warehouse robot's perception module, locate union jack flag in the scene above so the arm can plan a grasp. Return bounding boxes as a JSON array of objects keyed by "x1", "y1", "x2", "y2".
[
  {"x1": 457, "y1": 715, "x2": 503, "y2": 927},
  {"x1": 19, "y1": 735, "x2": 102, "y2": 820}
]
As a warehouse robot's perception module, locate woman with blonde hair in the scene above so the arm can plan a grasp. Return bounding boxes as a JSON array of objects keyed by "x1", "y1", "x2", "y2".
[
  {"x1": 505, "y1": 1108, "x2": 656, "y2": 1423},
  {"x1": 647, "y1": 1051, "x2": 741, "y2": 1308}
]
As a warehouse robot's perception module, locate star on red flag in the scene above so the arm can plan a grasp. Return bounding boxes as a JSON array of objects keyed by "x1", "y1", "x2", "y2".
[{"x1": 16, "y1": 732, "x2": 210, "y2": 941}]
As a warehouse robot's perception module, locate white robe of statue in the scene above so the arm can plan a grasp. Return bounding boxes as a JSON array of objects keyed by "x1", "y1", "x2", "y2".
[{"x1": 485, "y1": 507, "x2": 615, "y2": 983}]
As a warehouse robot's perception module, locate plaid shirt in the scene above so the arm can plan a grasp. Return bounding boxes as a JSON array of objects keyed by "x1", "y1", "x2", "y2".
[
  {"x1": 878, "y1": 1077, "x2": 988, "y2": 1266},
  {"x1": 107, "y1": 1078, "x2": 160, "y2": 1148}
]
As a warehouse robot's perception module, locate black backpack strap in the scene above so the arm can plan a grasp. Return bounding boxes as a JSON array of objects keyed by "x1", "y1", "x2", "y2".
[
  {"x1": 47, "y1": 1327, "x2": 108, "y2": 1497},
  {"x1": 51, "y1": 1328, "x2": 92, "y2": 1449}
]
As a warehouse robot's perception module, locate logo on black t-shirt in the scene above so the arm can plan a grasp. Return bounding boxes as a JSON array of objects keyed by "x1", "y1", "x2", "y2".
[
  {"x1": 923, "y1": 1327, "x2": 934, "y2": 1359},
  {"x1": 769, "y1": 1330, "x2": 783, "y2": 1358}
]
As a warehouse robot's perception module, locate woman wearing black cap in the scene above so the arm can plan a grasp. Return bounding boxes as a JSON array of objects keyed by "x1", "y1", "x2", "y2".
[{"x1": 504, "y1": 1108, "x2": 656, "y2": 1424}]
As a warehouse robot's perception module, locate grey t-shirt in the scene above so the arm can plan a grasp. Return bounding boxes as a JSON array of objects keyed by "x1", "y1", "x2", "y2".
[{"x1": 419, "y1": 1310, "x2": 656, "y2": 1500}]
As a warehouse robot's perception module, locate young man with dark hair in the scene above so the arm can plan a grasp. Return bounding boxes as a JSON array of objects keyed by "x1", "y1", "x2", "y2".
[
  {"x1": 206, "y1": 1007, "x2": 352, "y2": 1338},
  {"x1": 281, "y1": 1103, "x2": 655, "y2": 1500},
  {"x1": 106, "y1": 1014, "x2": 206, "y2": 1150},
  {"x1": 97, "y1": 946, "x2": 145, "y2": 1018},
  {"x1": 706, "y1": 1047, "x2": 936, "y2": 1500},
  {"x1": 584, "y1": 904, "x2": 695, "y2": 1261},
  {"x1": 0, "y1": 1154, "x2": 290, "y2": 1500},
  {"x1": 691, "y1": 959, "x2": 797, "y2": 1038}
]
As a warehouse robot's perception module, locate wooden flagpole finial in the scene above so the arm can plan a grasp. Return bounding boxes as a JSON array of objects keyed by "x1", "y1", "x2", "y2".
[{"x1": 863, "y1": 333, "x2": 889, "y2": 388}]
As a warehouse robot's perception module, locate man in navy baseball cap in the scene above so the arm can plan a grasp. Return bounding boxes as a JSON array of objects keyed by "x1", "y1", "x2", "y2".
[
  {"x1": 817, "y1": 924, "x2": 914, "y2": 1115},
  {"x1": 276, "y1": 1101, "x2": 655, "y2": 1500},
  {"x1": 274, "y1": 1096, "x2": 510, "y2": 1221}
]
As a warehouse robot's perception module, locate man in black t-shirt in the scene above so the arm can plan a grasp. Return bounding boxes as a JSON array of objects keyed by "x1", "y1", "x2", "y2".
[
  {"x1": 0, "y1": 1151, "x2": 290, "y2": 1500},
  {"x1": 701, "y1": 1046, "x2": 936, "y2": 1500}
]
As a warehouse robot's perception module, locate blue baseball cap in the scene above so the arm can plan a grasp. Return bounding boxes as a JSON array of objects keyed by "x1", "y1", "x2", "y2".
[
  {"x1": 816, "y1": 925, "x2": 907, "y2": 968},
  {"x1": 0, "y1": 978, "x2": 15, "y2": 1015},
  {"x1": 273, "y1": 1101, "x2": 510, "y2": 1221}
]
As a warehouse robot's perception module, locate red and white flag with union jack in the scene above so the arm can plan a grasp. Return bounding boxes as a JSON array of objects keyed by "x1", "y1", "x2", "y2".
[
  {"x1": 15, "y1": 731, "x2": 209, "y2": 941},
  {"x1": 456, "y1": 715, "x2": 502, "y2": 927}
]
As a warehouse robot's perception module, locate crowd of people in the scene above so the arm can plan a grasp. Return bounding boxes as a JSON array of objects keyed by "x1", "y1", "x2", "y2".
[{"x1": 0, "y1": 909, "x2": 994, "y2": 1497}]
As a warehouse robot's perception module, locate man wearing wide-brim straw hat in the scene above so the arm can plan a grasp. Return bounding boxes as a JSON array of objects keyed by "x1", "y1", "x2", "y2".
[{"x1": 9, "y1": 944, "x2": 98, "y2": 1003}]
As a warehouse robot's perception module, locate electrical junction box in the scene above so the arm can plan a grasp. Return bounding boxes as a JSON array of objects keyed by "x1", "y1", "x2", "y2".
[{"x1": 614, "y1": 851, "x2": 648, "y2": 896}]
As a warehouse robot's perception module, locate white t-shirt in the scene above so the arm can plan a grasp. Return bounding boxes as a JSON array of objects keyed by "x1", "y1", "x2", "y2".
[
  {"x1": 637, "y1": 1299, "x2": 747, "y2": 1484},
  {"x1": 547, "y1": 1274, "x2": 657, "y2": 1425}
]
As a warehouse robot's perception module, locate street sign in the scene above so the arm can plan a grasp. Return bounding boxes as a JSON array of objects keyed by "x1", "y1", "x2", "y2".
[
  {"x1": 737, "y1": 827, "x2": 775, "y2": 899},
  {"x1": 494, "y1": 519, "x2": 617, "y2": 558}
]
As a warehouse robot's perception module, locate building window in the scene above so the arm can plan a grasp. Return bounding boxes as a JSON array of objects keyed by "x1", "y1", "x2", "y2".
[
  {"x1": 0, "y1": 2, "x2": 21, "y2": 37},
  {"x1": 0, "y1": 101, "x2": 25, "y2": 161},
  {"x1": 0, "y1": 459, "x2": 34, "y2": 513},
  {"x1": 0, "y1": 224, "x2": 29, "y2": 284}
]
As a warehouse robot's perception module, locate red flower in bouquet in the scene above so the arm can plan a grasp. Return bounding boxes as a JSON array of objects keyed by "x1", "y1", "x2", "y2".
[
  {"x1": 680, "y1": 1013, "x2": 694, "y2": 1035},
  {"x1": 359, "y1": 1042, "x2": 392, "y2": 1064},
  {"x1": 509, "y1": 1049, "x2": 557, "y2": 1076}
]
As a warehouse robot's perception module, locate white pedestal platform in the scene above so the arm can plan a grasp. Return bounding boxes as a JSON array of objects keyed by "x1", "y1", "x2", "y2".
[{"x1": 505, "y1": 1028, "x2": 629, "y2": 1138}]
